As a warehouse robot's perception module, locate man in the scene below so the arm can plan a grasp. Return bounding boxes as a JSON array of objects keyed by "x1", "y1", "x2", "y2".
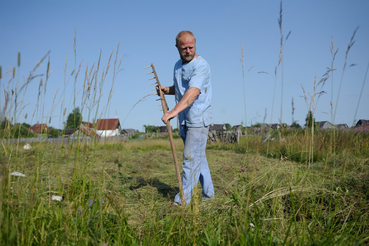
[{"x1": 159, "y1": 30, "x2": 214, "y2": 205}]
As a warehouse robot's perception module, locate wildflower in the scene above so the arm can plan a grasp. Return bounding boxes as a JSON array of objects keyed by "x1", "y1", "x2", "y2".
[
  {"x1": 78, "y1": 208, "x2": 82, "y2": 215},
  {"x1": 89, "y1": 199, "x2": 93, "y2": 206},
  {"x1": 241, "y1": 167, "x2": 246, "y2": 172}
]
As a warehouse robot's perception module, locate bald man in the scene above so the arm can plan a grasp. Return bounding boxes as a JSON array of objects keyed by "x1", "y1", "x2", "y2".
[{"x1": 159, "y1": 30, "x2": 214, "y2": 205}]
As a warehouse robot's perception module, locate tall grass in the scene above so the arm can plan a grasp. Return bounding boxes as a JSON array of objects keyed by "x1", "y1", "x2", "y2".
[
  {"x1": 1, "y1": 4, "x2": 369, "y2": 245},
  {"x1": 1, "y1": 134, "x2": 368, "y2": 244}
]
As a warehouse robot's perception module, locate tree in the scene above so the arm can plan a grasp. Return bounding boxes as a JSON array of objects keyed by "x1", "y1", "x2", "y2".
[
  {"x1": 143, "y1": 125, "x2": 158, "y2": 133},
  {"x1": 65, "y1": 107, "x2": 82, "y2": 129},
  {"x1": 305, "y1": 110, "x2": 316, "y2": 128},
  {"x1": 48, "y1": 127, "x2": 60, "y2": 138},
  {"x1": 224, "y1": 123, "x2": 232, "y2": 131},
  {"x1": 290, "y1": 121, "x2": 301, "y2": 129},
  {"x1": 251, "y1": 123, "x2": 262, "y2": 127},
  {"x1": 10, "y1": 123, "x2": 35, "y2": 138}
]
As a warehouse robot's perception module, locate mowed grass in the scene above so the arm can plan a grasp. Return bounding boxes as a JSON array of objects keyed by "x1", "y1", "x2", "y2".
[{"x1": 1, "y1": 133, "x2": 368, "y2": 245}]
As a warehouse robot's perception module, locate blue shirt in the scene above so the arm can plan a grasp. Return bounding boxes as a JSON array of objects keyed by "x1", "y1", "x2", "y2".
[{"x1": 173, "y1": 56, "x2": 212, "y2": 128}]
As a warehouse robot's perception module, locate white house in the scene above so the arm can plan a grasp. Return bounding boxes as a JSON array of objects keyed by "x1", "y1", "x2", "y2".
[{"x1": 96, "y1": 118, "x2": 121, "y2": 137}]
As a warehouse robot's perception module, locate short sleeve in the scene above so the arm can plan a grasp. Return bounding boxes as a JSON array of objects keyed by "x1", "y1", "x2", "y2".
[{"x1": 188, "y1": 60, "x2": 209, "y2": 90}]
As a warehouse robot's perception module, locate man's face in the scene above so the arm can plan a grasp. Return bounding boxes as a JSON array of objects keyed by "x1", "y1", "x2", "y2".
[{"x1": 176, "y1": 34, "x2": 196, "y2": 63}]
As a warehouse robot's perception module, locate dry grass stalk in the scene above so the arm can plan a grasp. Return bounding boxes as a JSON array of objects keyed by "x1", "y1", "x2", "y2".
[
  {"x1": 240, "y1": 43, "x2": 247, "y2": 128},
  {"x1": 249, "y1": 186, "x2": 343, "y2": 209},
  {"x1": 352, "y1": 61, "x2": 369, "y2": 126},
  {"x1": 333, "y1": 27, "x2": 359, "y2": 124}
]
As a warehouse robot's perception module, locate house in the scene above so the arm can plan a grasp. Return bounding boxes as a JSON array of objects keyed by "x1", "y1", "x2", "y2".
[
  {"x1": 316, "y1": 121, "x2": 334, "y2": 129},
  {"x1": 63, "y1": 128, "x2": 76, "y2": 137},
  {"x1": 270, "y1": 123, "x2": 287, "y2": 129},
  {"x1": 355, "y1": 119, "x2": 369, "y2": 127},
  {"x1": 122, "y1": 128, "x2": 137, "y2": 137},
  {"x1": 70, "y1": 124, "x2": 100, "y2": 139},
  {"x1": 95, "y1": 118, "x2": 121, "y2": 137},
  {"x1": 156, "y1": 125, "x2": 174, "y2": 136},
  {"x1": 158, "y1": 126, "x2": 168, "y2": 133},
  {"x1": 81, "y1": 121, "x2": 94, "y2": 128},
  {"x1": 336, "y1": 124, "x2": 349, "y2": 130},
  {"x1": 209, "y1": 124, "x2": 226, "y2": 132},
  {"x1": 232, "y1": 125, "x2": 243, "y2": 134},
  {"x1": 30, "y1": 124, "x2": 49, "y2": 134}
]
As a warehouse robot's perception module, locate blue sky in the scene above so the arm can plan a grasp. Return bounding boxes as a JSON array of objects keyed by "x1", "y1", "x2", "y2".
[{"x1": 1, "y1": 0, "x2": 368, "y2": 131}]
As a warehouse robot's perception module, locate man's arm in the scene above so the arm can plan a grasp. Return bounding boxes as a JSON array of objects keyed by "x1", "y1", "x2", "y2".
[{"x1": 161, "y1": 87, "x2": 200, "y2": 124}]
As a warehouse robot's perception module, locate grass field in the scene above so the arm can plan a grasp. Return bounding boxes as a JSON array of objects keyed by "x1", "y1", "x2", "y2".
[
  {"x1": 1, "y1": 3, "x2": 368, "y2": 243},
  {"x1": 1, "y1": 130, "x2": 368, "y2": 245}
]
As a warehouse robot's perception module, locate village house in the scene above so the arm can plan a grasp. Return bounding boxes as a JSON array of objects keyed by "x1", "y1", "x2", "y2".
[
  {"x1": 156, "y1": 125, "x2": 174, "y2": 136},
  {"x1": 232, "y1": 125, "x2": 243, "y2": 135},
  {"x1": 209, "y1": 124, "x2": 226, "y2": 132},
  {"x1": 121, "y1": 128, "x2": 138, "y2": 138},
  {"x1": 95, "y1": 118, "x2": 122, "y2": 137},
  {"x1": 270, "y1": 123, "x2": 288, "y2": 129},
  {"x1": 355, "y1": 119, "x2": 369, "y2": 127},
  {"x1": 336, "y1": 124, "x2": 349, "y2": 130},
  {"x1": 158, "y1": 126, "x2": 168, "y2": 133},
  {"x1": 81, "y1": 121, "x2": 94, "y2": 128},
  {"x1": 30, "y1": 123, "x2": 49, "y2": 134},
  {"x1": 63, "y1": 128, "x2": 76, "y2": 137},
  {"x1": 316, "y1": 121, "x2": 335, "y2": 129},
  {"x1": 70, "y1": 123, "x2": 100, "y2": 139}
]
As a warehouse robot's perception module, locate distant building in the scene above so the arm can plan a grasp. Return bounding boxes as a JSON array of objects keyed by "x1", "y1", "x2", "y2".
[
  {"x1": 316, "y1": 121, "x2": 334, "y2": 129},
  {"x1": 63, "y1": 128, "x2": 76, "y2": 137},
  {"x1": 122, "y1": 128, "x2": 138, "y2": 137},
  {"x1": 336, "y1": 124, "x2": 349, "y2": 130},
  {"x1": 209, "y1": 124, "x2": 226, "y2": 132},
  {"x1": 81, "y1": 121, "x2": 94, "y2": 128},
  {"x1": 232, "y1": 125, "x2": 243, "y2": 134},
  {"x1": 270, "y1": 123, "x2": 288, "y2": 129},
  {"x1": 71, "y1": 124, "x2": 100, "y2": 139},
  {"x1": 158, "y1": 126, "x2": 169, "y2": 133},
  {"x1": 30, "y1": 124, "x2": 49, "y2": 134},
  {"x1": 95, "y1": 118, "x2": 121, "y2": 137},
  {"x1": 355, "y1": 119, "x2": 369, "y2": 127}
]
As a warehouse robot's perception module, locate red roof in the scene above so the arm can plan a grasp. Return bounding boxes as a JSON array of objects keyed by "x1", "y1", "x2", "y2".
[
  {"x1": 95, "y1": 118, "x2": 120, "y2": 130},
  {"x1": 30, "y1": 124, "x2": 49, "y2": 134},
  {"x1": 79, "y1": 125, "x2": 100, "y2": 138},
  {"x1": 82, "y1": 121, "x2": 94, "y2": 128}
]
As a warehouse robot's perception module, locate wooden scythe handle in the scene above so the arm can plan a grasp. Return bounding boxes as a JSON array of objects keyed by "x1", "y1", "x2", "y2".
[{"x1": 150, "y1": 63, "x2": 185, "y2": 206}]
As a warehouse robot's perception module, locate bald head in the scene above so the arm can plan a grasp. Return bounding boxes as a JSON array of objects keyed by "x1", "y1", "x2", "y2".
[
  {"x1": 176, "y1": 31, "x2": 196, "y2": 46},
  {"x1": 175, "y1": 31, "x2": 198, "y2": 63}
]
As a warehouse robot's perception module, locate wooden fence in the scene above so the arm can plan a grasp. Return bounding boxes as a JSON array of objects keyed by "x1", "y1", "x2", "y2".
[{"x1": 2, "y1": 136, "x2": 128, "y2": 145}]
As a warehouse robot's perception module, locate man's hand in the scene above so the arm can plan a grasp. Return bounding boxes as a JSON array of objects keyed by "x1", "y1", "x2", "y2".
[
  {"x1": 156, "y1": 86, "x2": 166, "y2": 96},
  {"x1": 156, "y1": 85, "x2": 175, "y2": 96},
  {"x1": 161, "y1": 87, "x2": 200, "y2": 124},
  {"x1": 161, "y1": 111, "x2": 177, "y2": 124}
]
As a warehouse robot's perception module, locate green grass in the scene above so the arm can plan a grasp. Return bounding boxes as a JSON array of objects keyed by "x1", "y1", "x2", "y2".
[
  {"x1": 1, "y1": 134, "x2": 368, "y2": 245},
  {"x1": 1, "y1": 10, "x2": 368, "y2": 244}
]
